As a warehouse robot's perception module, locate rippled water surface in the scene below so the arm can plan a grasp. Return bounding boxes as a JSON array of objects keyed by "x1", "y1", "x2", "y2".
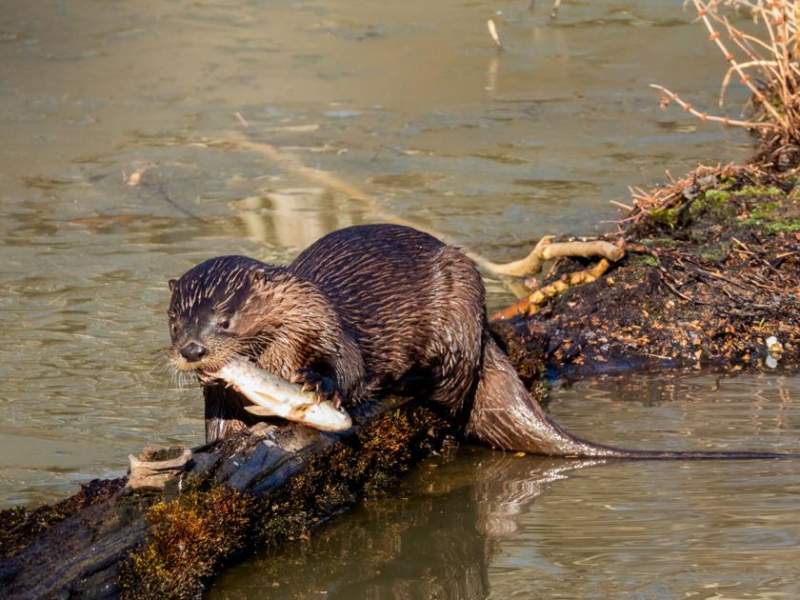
[
  {"x1": 212, "y1": 373, "x2": 800, "y2": 599},
  {"x1": 2, "y1": 0, "x2": 798, "y2": 596}
]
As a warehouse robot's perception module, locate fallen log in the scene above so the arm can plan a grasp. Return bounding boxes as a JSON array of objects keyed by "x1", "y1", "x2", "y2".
[{"x1": 0, "y1": 393, "x2": 454, "y2": 599}]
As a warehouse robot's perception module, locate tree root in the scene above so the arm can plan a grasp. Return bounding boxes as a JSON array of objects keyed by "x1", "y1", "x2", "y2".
[{"x1": 490, "y1": 258, "x2": 613, "y2": 321}]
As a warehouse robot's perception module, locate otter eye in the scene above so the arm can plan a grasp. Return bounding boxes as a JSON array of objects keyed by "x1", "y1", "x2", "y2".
[{"x1": 218, "y1": 319, "x2": 231, "y2": 330}]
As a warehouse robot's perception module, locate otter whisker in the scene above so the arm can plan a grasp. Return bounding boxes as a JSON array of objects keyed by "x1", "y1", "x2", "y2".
[
  {"x1": 172, "y1": 369, "x2": 198, "y2": 391},
  {"x1": 147, "y1": 359, "x2": 176, "y2": 380}
]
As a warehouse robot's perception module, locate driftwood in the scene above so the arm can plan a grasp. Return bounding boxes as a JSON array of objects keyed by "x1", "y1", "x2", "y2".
[{"x1": 0, "y1": 393, "x2": 453, "y2": 599}]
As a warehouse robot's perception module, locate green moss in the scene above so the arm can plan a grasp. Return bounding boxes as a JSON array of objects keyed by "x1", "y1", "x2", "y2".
[
  {"x1": 733, "y1": 185, "x2": 783, "y2": 197},
  {"x1": 763, "y1": 218, "x2": 800, "y2": 233},
  {"x1": 703, "y1": 189, "x2": 732, "y2": 203},
  {"x1": 118, "y1": 406, "x2": 452, "y2": 599},
  {"x1": 689, "y1": 188, "x2": 736, "y2": 220},
  {"x1": 750, "y1": 201, "x2": 781, "y2": 219},
  {"x1": 634, "y1": 255, "x2": 660, "y2": 267},
  {"x1": 650, "y1": 206, "x2": 682, "y2": 229},
  {"x1": 638, "y1": 237, "x2": 679, "y2": 248},
  {"x1": 698, "y1": 244, "x2": 729, "y2": 263},
  {"x1": 119, "y1": 487, "x2": 256, "y2": 600},
  {"x1": 741, "y1": 201, "x2": 800, "y2": 232}
]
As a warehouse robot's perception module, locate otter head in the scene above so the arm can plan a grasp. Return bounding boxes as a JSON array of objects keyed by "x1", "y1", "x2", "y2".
[{"x1": 167, "y1": 255, "x2": 283, "y2": 375}]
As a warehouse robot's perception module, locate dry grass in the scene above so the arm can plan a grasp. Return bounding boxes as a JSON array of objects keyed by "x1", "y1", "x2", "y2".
[
  {"x1": 653, "y1": 0, "x2": 800, "y2": 151},
  {"x1": 618, "y1": 160, "x2": 779, "y2": 230},
  {"x1": 620, "y1": 1, "x2": 800, "y2": 226}
]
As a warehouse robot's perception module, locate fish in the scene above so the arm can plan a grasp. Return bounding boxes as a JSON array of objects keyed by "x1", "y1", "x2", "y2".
[{"x1": 209, "y1": 359, "x2": 353, "y2": 432}]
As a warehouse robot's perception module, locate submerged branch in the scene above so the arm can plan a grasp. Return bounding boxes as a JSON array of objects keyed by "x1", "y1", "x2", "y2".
[{"x1": 224, "y1": 125, "x2": 614, "y2": 281}]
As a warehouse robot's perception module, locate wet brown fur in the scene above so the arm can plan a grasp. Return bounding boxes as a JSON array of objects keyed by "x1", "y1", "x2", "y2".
[{"x1": 169, "y1": 224, "x2": 790, "y2": 459}]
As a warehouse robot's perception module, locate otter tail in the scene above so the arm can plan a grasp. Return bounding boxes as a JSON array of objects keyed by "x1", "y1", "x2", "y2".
[{"x1": 465, "y1": 338, "x2": 790, "y2": 460}]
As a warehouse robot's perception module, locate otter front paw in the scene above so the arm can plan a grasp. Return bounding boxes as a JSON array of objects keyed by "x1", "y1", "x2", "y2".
[{"x1": 290, "y1": 369, "x2": 343, "y2": 407}]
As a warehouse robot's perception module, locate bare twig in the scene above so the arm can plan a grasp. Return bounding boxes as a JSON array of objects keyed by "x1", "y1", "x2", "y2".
[
  {"x1": 651, "y1": 84, "x2": 774, "y2": 129},
  {"x1": 487, "y1": 19, "x2": 503, "y2": 50},
  {"x1": 490, "y1": 259, "x2": 612, "y2": 320},
  {"x1": 654, "y1": 0, "x2": 800, "y2": 147}
]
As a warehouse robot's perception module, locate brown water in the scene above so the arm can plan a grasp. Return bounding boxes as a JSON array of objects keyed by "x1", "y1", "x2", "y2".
[
  {"x1": 2, "y1": 0, "x2": 798, "y2": 595},
  {"x1": 211, "y1": 373, "x2": 800, "y2": 599}
]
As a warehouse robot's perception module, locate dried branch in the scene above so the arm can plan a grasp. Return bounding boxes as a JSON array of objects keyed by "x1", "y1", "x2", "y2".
[
  {"x1": 654, "y1": 0, "x2": 800, "y2": 148},
  {"x1": 490, "y1": 259, "x2": 612, "y2": 320},
  {"x1": 478, "y1": 237, "x2": 624, "y2": 278},
  {"x1": 651, "y1": 84, "x2": 773, "y2": 129}
]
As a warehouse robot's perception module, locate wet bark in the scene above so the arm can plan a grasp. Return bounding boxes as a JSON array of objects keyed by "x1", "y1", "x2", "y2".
[{"x1": 0, "y1": 397, "x2": 453, "y2": 599}]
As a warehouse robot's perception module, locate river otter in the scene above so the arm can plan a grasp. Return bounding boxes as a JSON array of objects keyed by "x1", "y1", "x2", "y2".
[{"x1": 168, "y1": 224, "x2": 786, "y2": 459}]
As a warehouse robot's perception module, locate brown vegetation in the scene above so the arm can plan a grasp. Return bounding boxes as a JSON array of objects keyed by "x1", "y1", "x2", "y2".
[{"x1": 653, "y1": 1, "x2": 800, "y2": 163}]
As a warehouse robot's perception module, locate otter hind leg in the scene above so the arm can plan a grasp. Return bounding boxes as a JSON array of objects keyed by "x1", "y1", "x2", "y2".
[
  {"x1": 423, "y1": 248, "x2": 486, "y2": 417},
  {"x1": 465, "y1": 338, "x2": 597, "y2": 456}
]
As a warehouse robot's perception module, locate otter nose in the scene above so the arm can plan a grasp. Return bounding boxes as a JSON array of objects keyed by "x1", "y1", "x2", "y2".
[{"x1": 180, "y1": 342, "x2": 208, "y2": 362}]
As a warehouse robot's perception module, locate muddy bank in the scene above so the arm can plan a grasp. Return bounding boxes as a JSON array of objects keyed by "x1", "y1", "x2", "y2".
[{"x1": 492, "y1": 164, "x2": 800, "y2": 382}]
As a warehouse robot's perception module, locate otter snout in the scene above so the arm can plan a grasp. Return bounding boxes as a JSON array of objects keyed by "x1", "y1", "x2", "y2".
[{"x1": 180, "y1": 342, "x2": 208, "y2": 362}]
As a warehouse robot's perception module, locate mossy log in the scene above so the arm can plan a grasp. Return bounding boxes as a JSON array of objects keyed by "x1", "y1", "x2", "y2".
[{"x1": 0, "y1": 396, "x2": 453, "y2": 599}]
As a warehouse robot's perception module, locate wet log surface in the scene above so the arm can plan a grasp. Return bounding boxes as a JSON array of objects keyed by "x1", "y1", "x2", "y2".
[{"x1": 0, "y1": 397, "x2": 454, "y2": 599}]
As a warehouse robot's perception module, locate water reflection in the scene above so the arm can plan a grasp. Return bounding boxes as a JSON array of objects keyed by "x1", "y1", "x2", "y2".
[
  {"x1": 232, "y1": 190, "x2": 362, "y2": 251},
  {"x1": 211, "y1": 452, "x2": 601, "y2": 600},
  {"x1": 212, "y1": 372, "x2": 800, "y2": 599}
]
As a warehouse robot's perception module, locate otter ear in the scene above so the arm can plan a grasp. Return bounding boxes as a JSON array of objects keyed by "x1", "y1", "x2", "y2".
[{"x1": 168, "y1": 278, "x2": 177, "y2": 292}]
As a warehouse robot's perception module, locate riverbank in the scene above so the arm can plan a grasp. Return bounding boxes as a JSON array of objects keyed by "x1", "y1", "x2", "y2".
[
  {"x1": 493, "y1": 0, "x2": 800, "y2": 384},
  {"x1": 493, "y1": 162, "x2": 800, "y2": 383}
]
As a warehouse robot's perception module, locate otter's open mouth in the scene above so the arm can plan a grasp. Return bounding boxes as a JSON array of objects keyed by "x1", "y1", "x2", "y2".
[{"x1": 205, "y1": 358, "x2": 352, "y2": 433}]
